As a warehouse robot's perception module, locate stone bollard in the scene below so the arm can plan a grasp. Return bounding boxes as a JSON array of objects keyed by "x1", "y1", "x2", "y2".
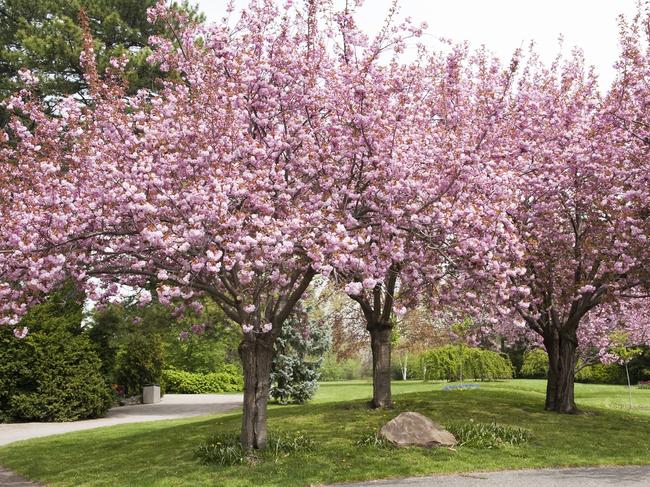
[{"x1": 142, "y1": 384, "x2": 161, "y2": 404}]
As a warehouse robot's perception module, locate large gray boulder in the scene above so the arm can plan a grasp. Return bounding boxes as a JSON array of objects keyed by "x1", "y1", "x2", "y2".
[{"x1": 379, "y1": 411, "x2": 456, "y2": 448}]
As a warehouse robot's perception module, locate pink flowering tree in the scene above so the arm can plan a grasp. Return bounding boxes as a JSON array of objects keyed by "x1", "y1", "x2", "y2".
[
  {"x1": 500, "y1": 18, "x2": 650, "y2": 413},
  {"x1": 0, "y1": 2, "x2": 360, "y2": 450},
  {"x1": 322, "y1": 7, "x2": 521, "y2": 407}
]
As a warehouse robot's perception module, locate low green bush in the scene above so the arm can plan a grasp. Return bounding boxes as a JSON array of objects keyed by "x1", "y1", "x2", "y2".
[
  {"x1": 195, "y1": 431, "x2": 314, "y2": 465},
  {"x1": 320, "y1": 353, "x2": 371, "y2": 381},
  {"x1": 576, "y1": 363, "x2": 626, "y2": 385},
  {"x1": 520, "y1": 348, "x2": 627, "y2": 385},
  {"x1": 520, "y1": 348, "x2": 548, "y2": 378},
  {"x1": 162, "y1": 366, "x2": 243, "y2": 394},
  {"x1": 417, "y1": 345, "x2": 513, "y2": 382},
  {"x1": 446, "y1": 421, "x2": 532, "y2": 448},
  {"x1": 0, "y1": 327, "x2": 113, "y2": 422}
]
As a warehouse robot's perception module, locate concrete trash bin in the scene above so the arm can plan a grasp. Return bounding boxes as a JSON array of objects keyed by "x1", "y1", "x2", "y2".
[{"x1": 142, "y1": 385, "x2": 161, "y2": 404}]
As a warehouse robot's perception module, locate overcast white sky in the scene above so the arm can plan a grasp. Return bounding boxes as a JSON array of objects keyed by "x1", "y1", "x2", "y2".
[{"x1": 193, "y1": 0, "x2": 640, "y2": 89}]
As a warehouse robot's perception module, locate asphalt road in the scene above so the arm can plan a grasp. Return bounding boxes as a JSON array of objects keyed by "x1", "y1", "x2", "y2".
[{"x1": 332, "y1": 466, "x2": 650, "y2": 487}]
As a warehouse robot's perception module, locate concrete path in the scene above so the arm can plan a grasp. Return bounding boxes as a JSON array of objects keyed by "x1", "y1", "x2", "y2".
[
  {"x1": 0, "y1": 393, "x2": 242, "y2": 447},
  {"x1": 0, "y1": 466, "x2": 41, "y2": 486},
  {"x1": 335, "y1": 466, "x2": 650, "y2": 487}
]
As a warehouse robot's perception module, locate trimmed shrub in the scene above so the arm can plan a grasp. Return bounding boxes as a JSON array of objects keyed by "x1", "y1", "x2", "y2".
[
  {"x1": 0, "y1": 327, "x2": 113, "y2": 422},
  {"x1": 115, "y1": 333, "x2": 164, "y2": 397},
  {"x1": 162, "y1": 366, "x2": 243, "y2": 393},
  {"x1": 417, "y1": 345, "x2": 513, "y2": 382},
  {"x1": 520, "y1": 349, "x2": 548, "y2": 378}
]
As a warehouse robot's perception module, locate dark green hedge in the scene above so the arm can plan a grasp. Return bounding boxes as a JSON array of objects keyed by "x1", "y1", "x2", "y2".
[
  {"x1": 0, "y1": 328, "x2": 113, "y2": 422},
  {"x1": 162, "y1": 366, "x2": 243, "y2": 394},
  {"x1": 115, "y1": 333, "x2": 164, "y2": 397}
]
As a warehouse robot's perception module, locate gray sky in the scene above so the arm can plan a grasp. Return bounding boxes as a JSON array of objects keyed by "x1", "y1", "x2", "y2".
[{"x1": 193, "y1": 0, "x2": 640, "y2": 89}]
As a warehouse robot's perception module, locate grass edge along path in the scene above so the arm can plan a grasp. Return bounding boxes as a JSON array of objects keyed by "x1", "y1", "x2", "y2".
[{"x1": 1, "y1": 380, "x2": 650, "y2": 486}]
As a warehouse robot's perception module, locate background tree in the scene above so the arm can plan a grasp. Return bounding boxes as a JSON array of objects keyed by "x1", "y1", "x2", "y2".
[
  {"x1": 269, "y1": 306, "x2": 330, "y2": 405},
  {"x1": 328, "y1": 17, "x2": 521, "y2": 407},
  {"x1": 498, "y1": 34, "x2": 650, "y2": 413},
  {"x1": 0, "y1": 0, "x2": 201, "y2": 116}
]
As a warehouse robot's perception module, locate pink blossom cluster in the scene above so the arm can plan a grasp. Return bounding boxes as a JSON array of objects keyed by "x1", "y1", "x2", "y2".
[{"x1": 0, "y1": 0, "x2": 648, "y2": 366}]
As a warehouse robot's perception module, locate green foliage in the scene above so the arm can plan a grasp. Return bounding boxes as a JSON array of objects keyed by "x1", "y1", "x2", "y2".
[
  {"x1": 89, "y1": 298, "x2": 241, "y2": 386},
  {"x1": 628, "y1": 347, "x2": 650, "y2": 383},
  {"x1": 115, "y1": 332, "x2": 164, "y2": 396},
  {"x1": 446, "y1": 421, "x2": 532, "y2": 448},
  {"x1": 609, "y1": 331, "x2": 643, "y2": 364},
  {"x1": 320, "y1": 352, "x2": 371, "y2": 381},
  {"x1": 162, "y1": 366, "x2": 243, "y2": 394},
  {"x1": 416, "y1": 345, "x2": 513, "y2": 381},
  {"x1": 519, "y1": 348, "x2": 628, "y2": 385},
  {"x1": 576, "y1": 363, "x2": 627, "y2": 385},
  {"x1": 195, "y1": 432, "x2": 314, "y2": 466},
  {"x1": 86, "y1": 305, "x2": 122, "y2": 380},
  {"x1": 270, "y1": 310, "x2": 330, "y2": 404},
  {"x1": 0, "y1": 0, "x2": 203, "y2": 108},
  {"x1": 0, "y1": 288, "x2": 112, "y2": 422},
  {"x1": 520, "y1": 349, "x2": 549, "y2": 378},
  {"x1": 163, "y1": 301, "x2": 241, "y2": 374}
]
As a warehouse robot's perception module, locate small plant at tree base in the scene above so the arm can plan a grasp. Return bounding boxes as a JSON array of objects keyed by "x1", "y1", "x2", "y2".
[
  {"x1": 195, "y1": 432, "x2": 314, "y2": 466},
  {"x1": 446, "y1": 421, "x2": 532, "y2": 449}
]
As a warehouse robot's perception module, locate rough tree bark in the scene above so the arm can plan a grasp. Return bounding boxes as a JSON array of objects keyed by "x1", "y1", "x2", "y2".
[
  {"x1": 369, "y1": 325, "x2": 392, "y2": 408},
  {"x1": 239, "y1": 333, "x2": 274, "y2": 450},
  {"x1": 543, "y1": 327, "x2": 579, "y2": 413},
  {"x1": 350, "y1": 264, "x2": 400, "y2": 409}
]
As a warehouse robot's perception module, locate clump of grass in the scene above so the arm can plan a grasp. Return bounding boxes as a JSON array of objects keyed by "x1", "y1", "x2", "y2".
[
  {"x1": 267, "y1": 432, "x2": 315, "y2": 457},
  {"x1": 355, "y1": 430, "x2": 393, "y2": 449},
  {"x1": 195, "y1": 432, "x2": 314, "y2": 466},
  {"x1": 446, "y1": 420, "x2": 532, "y2": 449},
  {"x1": 195, "y1": 433, "x2": 249, "y2": 466}
]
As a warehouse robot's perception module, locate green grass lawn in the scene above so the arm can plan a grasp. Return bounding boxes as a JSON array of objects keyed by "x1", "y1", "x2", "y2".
[{"x1": 2, "y1": 379, "x2": 650, "y2": 486}]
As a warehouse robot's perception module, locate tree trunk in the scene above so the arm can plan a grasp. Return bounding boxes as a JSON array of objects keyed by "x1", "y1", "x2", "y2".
[
  {"x1": 543, "y1": 328, "x2": 578, "y2": 413},
  {"x1": 369, "y1": 326, "x2": 392, "y2": 408},
  {"x1": 239, "y1": 334, "x2": 274, "y2": 450}
]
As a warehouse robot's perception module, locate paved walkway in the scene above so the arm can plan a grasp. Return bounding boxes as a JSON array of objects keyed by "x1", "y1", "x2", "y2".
[
  {"x1": 0, "y1": 393, "x2": 242, "y2": 447},
  {"x1": 335, "y1": 466, "x2": 650, "y2": 486}
]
